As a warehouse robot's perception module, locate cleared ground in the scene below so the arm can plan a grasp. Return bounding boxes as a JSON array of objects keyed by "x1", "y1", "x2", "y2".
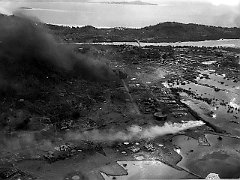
[{"x1": 0, "y1": 44, "x2": 240, "y2": 179}]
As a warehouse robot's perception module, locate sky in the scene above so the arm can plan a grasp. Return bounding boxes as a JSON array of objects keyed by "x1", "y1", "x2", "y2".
[
  {"x1": 1, "y1": 0, "x2": 239, "y2": 6},
  {"x1": 103, "y1": 0, "x2": 240, "y2": 6},
  {"x1": 1, "y1": 0, "x2": 240, "y2": 27}
]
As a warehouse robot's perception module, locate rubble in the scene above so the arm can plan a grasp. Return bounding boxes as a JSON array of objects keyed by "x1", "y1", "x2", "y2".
[
  {"x1": 0, "y1": 42, "x2": 239, "y2": 179},
  {"x1": 154, "y1": 112, "x2": 167, "y2": 121}
]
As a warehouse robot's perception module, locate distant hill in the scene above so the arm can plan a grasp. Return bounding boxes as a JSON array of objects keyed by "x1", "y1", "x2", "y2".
[
  {"x1": 96, "y1": 1, "x2": 157, "y2": 5},
  {"x1": 47, "y1": 22, "x2": 240, "y2": 43},
  {"x1": 1, "y1": 14, "x2": 240, "y2": 43},
  {"x1": 19, "y1": 7, "x2": 33, "y2": 10}
]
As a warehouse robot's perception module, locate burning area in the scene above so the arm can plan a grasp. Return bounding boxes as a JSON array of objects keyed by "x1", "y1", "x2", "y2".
[
  {"x1": 0, "y1": 13, "x2": 117, "y2": 96},
  {"x1": 1, "y1": 8, "x2": 239, "y2": 180},
  {"x1": 66, "y1": 121, "x2": 205, "y2": 142}
]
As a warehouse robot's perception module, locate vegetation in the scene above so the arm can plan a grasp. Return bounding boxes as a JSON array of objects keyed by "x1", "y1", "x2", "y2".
[{"x1": 47, "y1": 22, "x2": 240, "y2": 43}]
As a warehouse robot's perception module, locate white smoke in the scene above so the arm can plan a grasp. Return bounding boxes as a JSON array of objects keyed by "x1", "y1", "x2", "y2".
[
  {"x1": 0, "y1": 121, "x2": 205, "y2": 153},
  {"x1": 66, "y1": 120, "x2": 205, "y2": 142},
  {"x1": 0, "y1": 132, "x2": 55, "y2": 152}
]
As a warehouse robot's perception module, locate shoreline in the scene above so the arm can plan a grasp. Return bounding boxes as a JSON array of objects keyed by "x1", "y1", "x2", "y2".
[{"x1": 62, "y1": 39, "x2": 240, "y2": 49}]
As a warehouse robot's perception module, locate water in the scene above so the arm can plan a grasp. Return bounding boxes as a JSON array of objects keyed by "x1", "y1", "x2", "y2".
[
  {"x1": 102, "y1": 161, "x2": 194, "y2": 180},
  {"x1": 74, "y1": 39, "x2": 240, "y2": 48},
  {"x1": 170, "y1": 70, "x2": 240, "y2": 136},
  {"x1": 163, "y1": 63, "x2": 240, "y2": 178},
  {"x1": 172, "y1": 134, "x2": 240, "y2": 178},
  {"x1": 2, "y1": 1, "x2": 240, "y2": 28}
]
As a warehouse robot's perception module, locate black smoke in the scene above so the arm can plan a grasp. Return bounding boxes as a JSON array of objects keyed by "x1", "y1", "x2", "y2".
[{"x1": 0, "y1": 13, "x2": 117, "y2": 95}]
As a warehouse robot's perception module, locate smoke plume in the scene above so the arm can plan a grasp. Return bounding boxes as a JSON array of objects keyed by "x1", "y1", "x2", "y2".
[
  {"x1": 0, "y1": 121, "x2": 205, "y2": 153},
  {"x1": 0, "y1": 13, "x2": 117, "y2": 94},
  {"x1": 66, "y1": 121, "x2": 205, "y2": 142}
]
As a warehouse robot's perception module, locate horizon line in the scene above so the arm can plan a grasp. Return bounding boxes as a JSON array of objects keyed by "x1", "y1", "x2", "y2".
[{"x1": 49, "y1": 22, "x2": 239, "y2": 29}]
